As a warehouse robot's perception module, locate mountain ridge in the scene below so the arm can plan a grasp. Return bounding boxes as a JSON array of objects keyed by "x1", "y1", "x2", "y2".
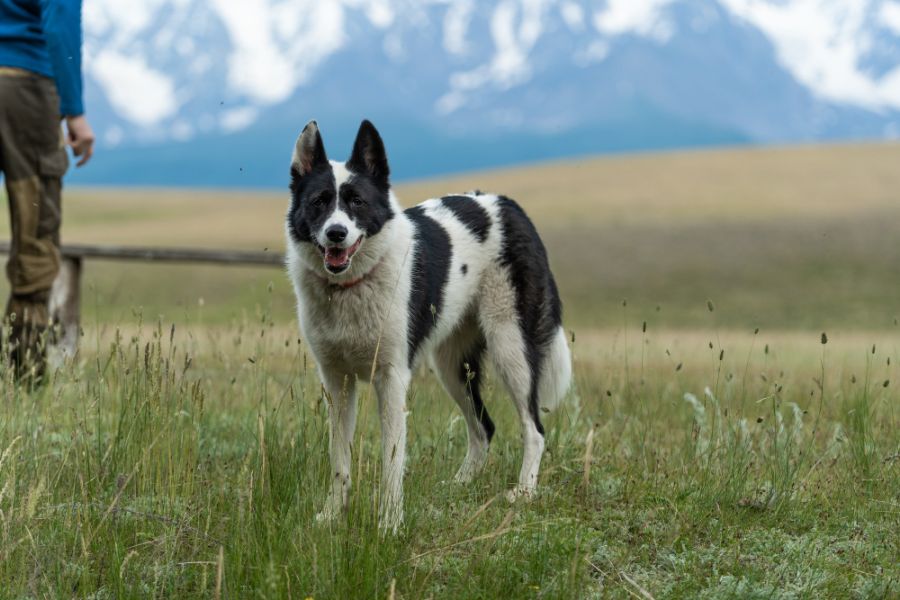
[{"x1": 71, "y1": 0, "x2": 900, "y2": 187}]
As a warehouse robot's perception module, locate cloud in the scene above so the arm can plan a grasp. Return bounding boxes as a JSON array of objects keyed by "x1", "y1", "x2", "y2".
[
  {"x1": 720, "y1": 0, "x2": 900, "y2": 111},
  {"x1": 593, "y1": 0, "x2": 677, "y2": 42},
  {"x1": 90, "y1": 51, "x2": 179, "y2": 126},
  {"x1": 881, "y1": 1, "x2": 900, "y2": 35}
]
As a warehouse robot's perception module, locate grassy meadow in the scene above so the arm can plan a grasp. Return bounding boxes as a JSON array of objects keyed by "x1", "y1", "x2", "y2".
[{"x1": 0, "y1": 144, "x2": 898, "y2": 598}]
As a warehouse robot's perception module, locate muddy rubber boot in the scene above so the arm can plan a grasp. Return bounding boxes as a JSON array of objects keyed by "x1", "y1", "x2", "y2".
[
  {"x1": 9, "y1": 322, "x2": 48, "y2": 385},
  {"x1": 5, "y1": 296, "x2": 50, "y2": 387}
]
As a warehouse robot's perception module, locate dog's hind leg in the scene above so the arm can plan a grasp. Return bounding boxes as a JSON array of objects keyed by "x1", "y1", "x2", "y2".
[
  {"x1": 486, "y1": 322, "x2": 545, "y2": 502},
  {"x1": 432, "y1": 328, "x2": 494, "y2": 483},
  {"x1": 317, "y1": 370, "x2": 358, "y2": 522},
  {"x1": 477, "y1": 270, "x2": 545, "y2": 502}
]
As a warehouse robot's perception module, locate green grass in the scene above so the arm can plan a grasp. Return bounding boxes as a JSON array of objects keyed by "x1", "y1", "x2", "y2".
[
  {"x1": 0, "y1": 144, "x2": 898, "y2": 597},
  {"x1": 0, "y1": 312, "x2": 896, "y2": 598}
]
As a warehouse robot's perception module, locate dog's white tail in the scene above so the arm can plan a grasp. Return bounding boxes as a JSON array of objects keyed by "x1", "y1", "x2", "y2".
[{"x1": 538, "y1": 326, "x2": 572, "y2": 412}]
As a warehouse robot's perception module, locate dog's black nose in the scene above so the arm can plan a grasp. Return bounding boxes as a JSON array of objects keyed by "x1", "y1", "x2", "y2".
[{"x1": 325, "y1": 224, "x2": 348, "y2": 243}]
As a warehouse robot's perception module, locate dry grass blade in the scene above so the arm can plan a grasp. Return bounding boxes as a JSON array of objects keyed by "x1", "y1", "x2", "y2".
[
  {"x1": 214, "y1": 545, "x2": 224, "y2": 600},
  {"x1": 405, "y1": 509, "x2": 516, "y2": 564},
  {"x1": 583, "y1": 427, "x2": 595, "y2": 491},
  {"x1": 619, "y1": 570, "x2": 655, "y2": 600},
  {"x1": 458, "y1": 496, "x2": 497, "y2": 536}
]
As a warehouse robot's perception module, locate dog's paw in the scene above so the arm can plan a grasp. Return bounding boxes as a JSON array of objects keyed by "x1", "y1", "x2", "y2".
[
  {"x1": 315, "y1": 503, "x2": 341, "y2": 524},
  {"x1": 378, "y1": 507, "x2": 404, "y2": 535},
  {"x1": 314, "y1": 510, "x2": 334, "y2": 524},
  {"x1": 452, "y1": 453, "x2": 488, "y2": 484},
  {"x1": 452, "y1": 467, "x2": 476, "y2": 484},
  {"x1": 505, "y1": 485, "x2": 535, "y2": 504}
]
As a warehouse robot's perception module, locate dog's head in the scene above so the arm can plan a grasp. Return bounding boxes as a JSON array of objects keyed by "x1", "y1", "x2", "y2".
[{"x1": 287, "y1": 119, "x2": 396, "y2": 277}]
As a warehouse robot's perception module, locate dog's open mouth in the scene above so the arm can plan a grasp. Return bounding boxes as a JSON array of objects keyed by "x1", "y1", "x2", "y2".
[{"x1": 319, "y1": 236, "x2": 363, "y2": 273}]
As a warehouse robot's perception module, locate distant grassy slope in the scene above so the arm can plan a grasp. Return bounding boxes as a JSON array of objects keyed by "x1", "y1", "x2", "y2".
[{"x1": 2, "y1": 143, "x2": 899, "y2": 328}]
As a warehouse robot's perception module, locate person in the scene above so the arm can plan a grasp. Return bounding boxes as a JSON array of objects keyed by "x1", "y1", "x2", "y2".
[{"x1": 0, "y1": 0, "x2": 93, "y2": 379}]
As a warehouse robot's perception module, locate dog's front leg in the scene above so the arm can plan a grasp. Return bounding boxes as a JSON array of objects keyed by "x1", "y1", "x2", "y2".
[
  {"x1": 374, "y1": 366, "x2": 410, "y2": 533},
  {"x1": 317, "y1": 371, "x2": 358, "y2": 523}
]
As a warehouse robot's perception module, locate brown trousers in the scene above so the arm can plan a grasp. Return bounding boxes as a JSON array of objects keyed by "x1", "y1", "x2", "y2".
[{"x1": 0, "y1": 69, "x2": 69, "y2": 369}]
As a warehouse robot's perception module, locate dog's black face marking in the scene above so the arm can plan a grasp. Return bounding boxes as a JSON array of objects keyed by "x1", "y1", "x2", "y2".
[
  {"x1": 288, "y1": 122, "x2": 336, "y2": 245},
  {"x1": 460, "y1": 338, "x2": 495, "y2": 443},
  {"x1": 405, "y1": 205, "x2": 452, "y2": 367},
  {"x1": 337, "y1": 176, "x2": 393, "y2": 239},
  {"x1": 289, "y1": 120, "x2": 395, "y2": 252},
  {"x1": 460, "y1": 263, "x2": 468, "y2": 275},
  {"x1": 441, "y1": 195, "x2": 491, "y2": 243},
  {"x1": 497, "y1": 196, "x2": 563, "y2": 436}
]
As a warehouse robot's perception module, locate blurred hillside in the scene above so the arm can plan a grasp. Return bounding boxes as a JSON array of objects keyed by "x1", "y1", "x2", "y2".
[{"x1": 5, "y1": 143, "x2": 900, "y2": 330}]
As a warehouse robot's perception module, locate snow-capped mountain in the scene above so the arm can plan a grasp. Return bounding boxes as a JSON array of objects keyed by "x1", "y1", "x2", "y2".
[{"x1": 74, "y1": 0, "x2": 900, "y2": 187}]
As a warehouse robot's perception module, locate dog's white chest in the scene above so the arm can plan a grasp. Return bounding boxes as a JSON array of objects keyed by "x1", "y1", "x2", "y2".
[{"x1": 297, "y1": 278, "x2": 405, "y2": 377}]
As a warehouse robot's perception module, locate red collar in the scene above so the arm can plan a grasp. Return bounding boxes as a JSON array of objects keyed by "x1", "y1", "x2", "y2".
[{"x1": 310, "y1": 259, "x2": 381, "y2": 290}]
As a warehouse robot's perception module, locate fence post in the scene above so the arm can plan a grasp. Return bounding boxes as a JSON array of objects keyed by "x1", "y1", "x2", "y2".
[{"x1": 48, "y1": 255, "x2": 81, "y2": 365}]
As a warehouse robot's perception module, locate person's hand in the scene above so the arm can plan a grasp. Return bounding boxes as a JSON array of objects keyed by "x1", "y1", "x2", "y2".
[{"x1": 65, "y1": 115, "x2": 95, "y2": 167}]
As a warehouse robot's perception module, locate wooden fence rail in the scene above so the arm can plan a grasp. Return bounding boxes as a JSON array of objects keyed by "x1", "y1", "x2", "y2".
[{"x1": 0, "y1": 241, "x2": 285, "y2": 360}]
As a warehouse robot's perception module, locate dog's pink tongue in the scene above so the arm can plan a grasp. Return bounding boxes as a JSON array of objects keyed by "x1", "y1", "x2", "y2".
[{"x1": 325, "y1": 247, "x2": 349, "y2": 267}]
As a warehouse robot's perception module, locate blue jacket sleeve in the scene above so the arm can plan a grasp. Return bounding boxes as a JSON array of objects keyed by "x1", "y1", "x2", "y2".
[{"x1": 41, "y1": 0, "x2": 84, "y2": 116}]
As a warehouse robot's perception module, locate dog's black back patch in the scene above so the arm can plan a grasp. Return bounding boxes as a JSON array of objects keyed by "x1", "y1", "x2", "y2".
[
  {"x1": 497, "y1": 196, "x2": 563, "y2": 435},
  {"x1": 405, "y1": 206, "x2": 452, "y2": 367},
  {"x1": 440, "y1": 195, "x2": 491, "y2": 243}
]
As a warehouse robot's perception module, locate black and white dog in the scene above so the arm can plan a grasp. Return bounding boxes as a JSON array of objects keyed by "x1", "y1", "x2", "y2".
[{"x1": 285, "y1": 120, "x2": 571, "y2": 530}]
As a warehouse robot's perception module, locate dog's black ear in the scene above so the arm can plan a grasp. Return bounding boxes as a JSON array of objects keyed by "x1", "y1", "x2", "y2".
[
  {"x1": 347, "y1": 119, "x2": 389, "y2": 189},
  {"x1": 292, "y1": 120, "x2": 328, "y2": 177}
]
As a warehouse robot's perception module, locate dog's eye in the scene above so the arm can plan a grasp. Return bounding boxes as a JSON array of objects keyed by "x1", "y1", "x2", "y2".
[
  {"x1": 311, "y1": 192, "x2": 331, "y2": 207},
  {"x1": 344, "y1": 192, "x2": 364, "y2": 208}
]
